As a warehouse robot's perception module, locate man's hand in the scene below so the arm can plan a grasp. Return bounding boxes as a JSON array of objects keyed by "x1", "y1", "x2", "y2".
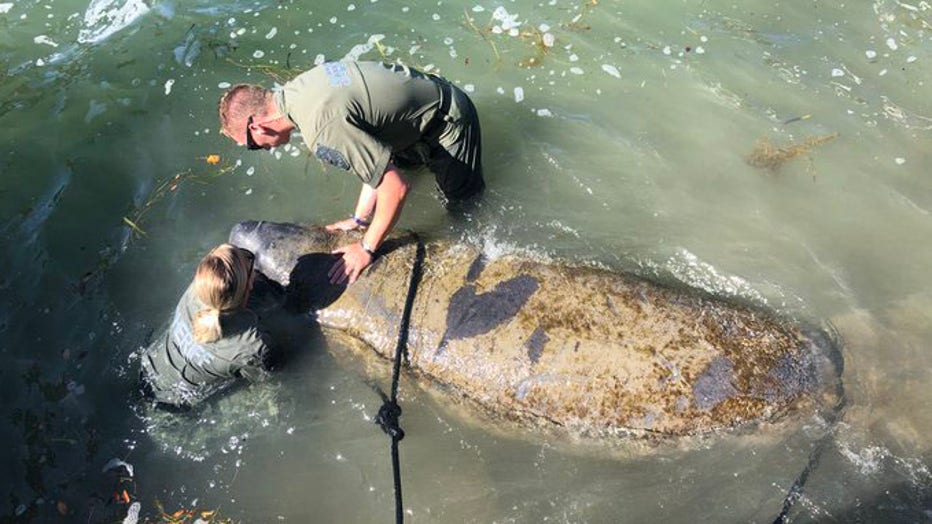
[
  {"x1": 328, "y1": 242, "x2": 373, "y2": 285},
  {"x1": 326, "y1": 218, "x2": 362, "y2": 232}
]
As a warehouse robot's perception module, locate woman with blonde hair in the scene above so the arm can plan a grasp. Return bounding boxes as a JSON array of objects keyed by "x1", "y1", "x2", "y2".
[{"x1": 141, "y1": 244, "x2": 273, "y2": 408}]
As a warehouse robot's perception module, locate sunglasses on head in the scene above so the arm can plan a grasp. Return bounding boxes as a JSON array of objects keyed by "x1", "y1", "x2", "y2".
[
  {"x1": 236, "y1": 247, "x2": 256, "y2": 274},
  {"x1": 245, "y1": 115, "x2": 262, "y2": 150}
]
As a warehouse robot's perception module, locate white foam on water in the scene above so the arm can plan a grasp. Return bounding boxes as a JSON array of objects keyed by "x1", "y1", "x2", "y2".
[
  {"x1": 0, "y1": 3, "x2": 12, "y2": 14},
  {"x1": 163, "y1": 78, "x2": 174, "y2": 95},
  {"x1": 662, "y1": 248, "x2": 770, "y2": 305},
  {"x1": 34, "y1": 35, "x2": 59, "y2": 47},
  {"x1": 513, "y1": 86, "x2": 524, "y2": 102},
  {"x1": 491, "y1": 6, "x2": 521, "y2": 30},
  {"x1": 342, "y1": 34, "x2": 385, "y2": 61},
  {"x1": 78, "y1": 0, "x2": 150, "y2": 44},
  {"x1": 838, "y1": 441, "x2": 889, "y2": 476},
  {"x1": 265, "y1": 27, "x2": 277, "y2": 39},
  {"x1": 602, "y1": 64, "x2": 621, "y2": 78}
]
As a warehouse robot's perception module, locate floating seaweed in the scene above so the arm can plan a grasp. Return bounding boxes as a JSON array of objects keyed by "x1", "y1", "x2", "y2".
[
  {"x1": 561, "y1": 0, "x2": 599, "y2": 32},
  {"x1": 516, "y1": 29, "x2": 555, "y2": 68},
  {"x1": 74, "y1": 158, "x2": 237, "y2": 296},
  {"x1": 123, "y1": 156, "x2": 236, "y2": 238},
  {"x1": 746, "y1": 133, "x2": 839, "y2": 172},
  {"x1": 146, "y1": 502, "x2": 237, "y2": 524},
  {"x1": 464, "y1": 8, "x2": 503, "y2": 67},
  {"x1": 226, "y1": 57, "x2": 299, "y2": 84}
]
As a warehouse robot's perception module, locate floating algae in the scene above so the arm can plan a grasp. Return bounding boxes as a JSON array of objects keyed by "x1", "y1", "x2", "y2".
[{"x1": 746, "y1": 133, "x2": 839, "y2": 172}]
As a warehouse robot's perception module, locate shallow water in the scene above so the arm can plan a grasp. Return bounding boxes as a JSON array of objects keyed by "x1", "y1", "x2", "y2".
[{"x1": 2, "y1": 0, "x2": 931, "y2": 521}]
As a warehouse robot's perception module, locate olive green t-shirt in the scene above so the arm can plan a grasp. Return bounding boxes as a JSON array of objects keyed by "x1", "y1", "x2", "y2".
[
  {"x1": 277, "y1": 61, "x2": 444, "y2": 188},
  {"x1": 141, "y1": 284, "x2": 271, "y2": 407}
]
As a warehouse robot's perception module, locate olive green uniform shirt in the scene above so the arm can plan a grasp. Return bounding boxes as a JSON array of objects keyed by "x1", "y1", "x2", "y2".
[
  {"x1": 276, "y1": 61, "x2": 445, "y2": 188},
  {"x1": 141, "y1": 284, "x2": 271, "y2": 407}
]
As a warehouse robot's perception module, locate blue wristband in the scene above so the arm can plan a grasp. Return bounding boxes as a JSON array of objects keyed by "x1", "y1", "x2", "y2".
[{"x1": 352, "y1": 215, "x2": 370, "y2": 228}]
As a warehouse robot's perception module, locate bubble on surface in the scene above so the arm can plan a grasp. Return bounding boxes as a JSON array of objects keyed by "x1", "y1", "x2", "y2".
[
  {"x1": 33, "y1": 35, "x2": 59, "y2": 47},
  {"x1": 514, "y1": 86, "x2": 524, "y2": 102},
  {"x1": 343, "y1": 34, "x2": 385, "y2": 61},
  {"x1": 602, "y1": 64, "x2": 621, "y2": 78},
  {"x1": 78, "y1": 0, "x2": 150, "y2": 44},
  {"x1": 164, "y1": 79, "x2": 175, "y2": 95}
]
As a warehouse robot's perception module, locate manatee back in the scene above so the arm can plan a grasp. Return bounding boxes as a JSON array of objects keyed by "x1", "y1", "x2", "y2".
[{"x1": 333, "y1": 242, "x2": 843, "y2": 437}]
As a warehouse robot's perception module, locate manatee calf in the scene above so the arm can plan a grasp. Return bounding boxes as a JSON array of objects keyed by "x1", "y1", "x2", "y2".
[{"x1": 230, "y1": 221, "x2": 842, "y2": 438}]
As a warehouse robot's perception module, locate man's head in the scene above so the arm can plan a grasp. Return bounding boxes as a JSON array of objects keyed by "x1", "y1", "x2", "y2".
[{"x1": 218, "y1": 84, "x2": 294, "y2": 150}]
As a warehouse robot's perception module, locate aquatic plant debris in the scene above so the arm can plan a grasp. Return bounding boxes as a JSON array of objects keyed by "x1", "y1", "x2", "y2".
[
  {"x1": 746, "y1": 133, "x2": 839, "y2": 172},
  {"x1": 150, "y1": 501, "x2": 236, "y2": 524},
  {"x1": 466, "y1": 1, "x2": 600, "y2": 68}
]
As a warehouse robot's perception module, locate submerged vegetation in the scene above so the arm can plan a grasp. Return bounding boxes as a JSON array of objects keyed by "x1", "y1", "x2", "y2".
[
  {"x1": 746, "y1": 133, "x2": 839, "y2": 173},
  {"x1": 464, "y1": 0, "x2": 599, "y2": 69}
]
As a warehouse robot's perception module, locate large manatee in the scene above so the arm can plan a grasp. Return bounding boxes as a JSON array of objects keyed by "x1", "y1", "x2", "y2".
[{"x1": 230, "y1": 221, "x2": 843, "y2": 438}]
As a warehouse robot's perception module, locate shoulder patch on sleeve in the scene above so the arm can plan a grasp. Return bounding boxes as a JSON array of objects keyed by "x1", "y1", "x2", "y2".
[
  {"x1": 315, "y1": 144, "x2": 351, "y2": 171},
  {"x1": 324, "y1": 62, "x2": 352, "y2": 87}
]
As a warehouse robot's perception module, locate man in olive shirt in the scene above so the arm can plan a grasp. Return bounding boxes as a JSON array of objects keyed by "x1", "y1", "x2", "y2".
[{"x1": 218, "y1": 61, "x2": 484, "y2": 285}]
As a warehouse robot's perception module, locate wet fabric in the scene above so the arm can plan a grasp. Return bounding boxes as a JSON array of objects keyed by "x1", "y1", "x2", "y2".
[
  {"x1": 276, "y1": 61, "x2": 483, "y2": 199},
  {"x1": 140, "y1": 283, "x2": 272, "y2": 408}
]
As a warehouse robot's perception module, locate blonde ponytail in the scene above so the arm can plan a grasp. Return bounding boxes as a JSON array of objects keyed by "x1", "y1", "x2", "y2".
[
  {"x1": 192, "y1": 308, "x2": 223, "y2": 344},
  {"x1": 191, "y1": 244, "x2": 255, "y2": 344}
]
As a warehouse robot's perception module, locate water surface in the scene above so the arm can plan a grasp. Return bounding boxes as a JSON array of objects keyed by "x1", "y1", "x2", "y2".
[{"x1": 2, "y1": 0, "x2": 931, "y2": 521}]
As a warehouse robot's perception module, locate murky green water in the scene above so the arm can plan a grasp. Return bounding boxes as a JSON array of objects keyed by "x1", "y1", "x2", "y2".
[{"x1": 2, "y1": 0, "x2": 931, "y2": 521}]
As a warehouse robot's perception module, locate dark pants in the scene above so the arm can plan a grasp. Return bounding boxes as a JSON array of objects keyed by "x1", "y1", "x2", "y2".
[{"x1": 394, "y1": 81, "x2": 485, "y2": 203}]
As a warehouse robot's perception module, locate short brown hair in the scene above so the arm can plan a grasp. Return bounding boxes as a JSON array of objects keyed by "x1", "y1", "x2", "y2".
[{"x1": 218, "y1": 84, "x2": 273, "y2": 138}]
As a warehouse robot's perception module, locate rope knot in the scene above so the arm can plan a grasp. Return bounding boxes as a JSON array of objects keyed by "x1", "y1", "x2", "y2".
[{"x1": 375, "y1": 399, "x2": 405, "y2": 441}]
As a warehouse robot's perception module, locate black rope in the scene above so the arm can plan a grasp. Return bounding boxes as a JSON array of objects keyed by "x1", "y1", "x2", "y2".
[
  {"x1": 771, "y1": 396, "x2": 847, "y2": 524},
  {"x1": 772, "y1": 327, "x2": 847, "y2": 524},
  {"x1": 373, "y1": 234, "x2": 426, "y2": 524}
]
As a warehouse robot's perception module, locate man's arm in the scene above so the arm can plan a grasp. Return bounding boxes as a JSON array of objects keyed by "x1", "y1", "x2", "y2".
[{"x1": 328, "y1": 165, "x2": 409, "y2": 285}]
